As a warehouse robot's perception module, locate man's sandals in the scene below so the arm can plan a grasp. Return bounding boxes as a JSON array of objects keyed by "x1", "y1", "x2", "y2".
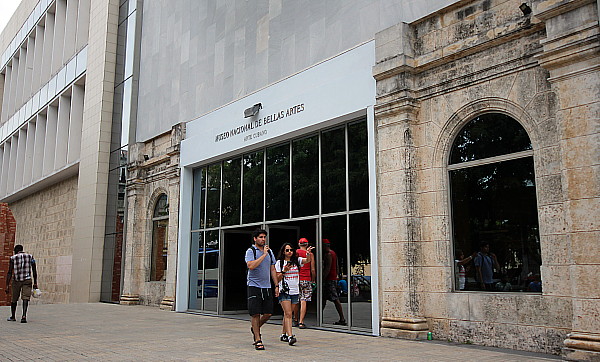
[
  {"x1": 253, "y1": 340, "x2": 265, "y2": 350},
  {"x1": 251, "y1": 327, "x2": 265, "y2": 350}
]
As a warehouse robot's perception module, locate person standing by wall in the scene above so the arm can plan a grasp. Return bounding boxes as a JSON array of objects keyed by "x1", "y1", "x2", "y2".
[
  {"x1": 245, "y1": 229, "x2": 278, "y2": 350},
  {"x1": 5, "y1": 245, "x2": 38, "y2": 323},
  {"x1": 294, "y1": 237, "x2": 315, "y2": 329}
]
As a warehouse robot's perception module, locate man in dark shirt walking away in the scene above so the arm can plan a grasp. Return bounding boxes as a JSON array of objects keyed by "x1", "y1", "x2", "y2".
[
  {"x1": 5, "y1": 244, "x2": 38, "y2": 323},
  {"x1": 245, "y1": 229, "x2": 278, "y2": 350},
  {"x1": 322, "y1": 239, "x2": 346, "y2": 325}
]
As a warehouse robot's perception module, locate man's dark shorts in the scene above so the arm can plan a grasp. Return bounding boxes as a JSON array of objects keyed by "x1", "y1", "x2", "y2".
[
  {"x1": 323, "y1": 280, "x2": 339, "y2": 302},
  {"x1": 248, "y1": 286, "x2": 273, "y2": 316},
  {"x1": 11, "y1": 279, "x2": 32, "y2": 303}
]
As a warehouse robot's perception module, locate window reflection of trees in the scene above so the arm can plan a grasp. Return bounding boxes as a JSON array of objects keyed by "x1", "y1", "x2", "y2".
[
  {"x1": 151, "y1": 194, "x2": 169, "y2": 281},
  {"x1": 348, "y1": 121, "x2": 369, "y2": 210},
  {"x1": 321, "y1": 128, "x2": 346, "y2": 214},
  {"x1": 450, "y1": 113, "x2": 532, "y2": 164},
  {"x1": 450, "y1": 113, "x2": 541, "y2": 293},
  {"x1": 266, "y1": 144, "x2": 290, "y2": 220},
  {"x1": 221, "y1": 158, "x2": 241, "y2": 226},
  {"x1": 205, "y1": 164, "x2": 221, "y2": 228},
  {"x1": 292, "y1": 136, "x2": 319, "y2": 217},
  {"x1": 242, "y1": 151, "x2": 264, "y2": 224}
]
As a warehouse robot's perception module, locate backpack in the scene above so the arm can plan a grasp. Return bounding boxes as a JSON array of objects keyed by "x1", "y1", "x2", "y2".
[{"x1": 248, "y1": 246, "x2": 275, "y2": 264}]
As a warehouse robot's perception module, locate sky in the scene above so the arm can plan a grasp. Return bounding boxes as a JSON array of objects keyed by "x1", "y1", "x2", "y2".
[{"x1": 0, "y1": 0, "x2": 21, "y2": 35}]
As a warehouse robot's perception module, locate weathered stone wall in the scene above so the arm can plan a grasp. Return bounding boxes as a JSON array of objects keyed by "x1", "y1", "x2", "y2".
[
  {"x1": 121, "y1": 124, "x2": 182, "y2": 308},
  {"x1": 374, "y1": 0, "x2": 598, "y2": 356},
  {"x1": 8, "y1": 176, "x2": 78, "y2": 304}
]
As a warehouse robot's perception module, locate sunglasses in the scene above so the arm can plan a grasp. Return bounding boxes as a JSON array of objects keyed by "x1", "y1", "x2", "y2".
[{"x1": 285, "y1": 249, "x2": 293, "y2": 252}]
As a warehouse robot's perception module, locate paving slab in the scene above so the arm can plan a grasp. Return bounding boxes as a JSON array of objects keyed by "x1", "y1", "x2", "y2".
[{"x1": 0, "y1": 303, "x2": 560, "y2": 361}]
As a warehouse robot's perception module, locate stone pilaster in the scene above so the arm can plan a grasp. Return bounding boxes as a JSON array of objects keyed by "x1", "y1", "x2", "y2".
[
  {"x1": 120, "y1": 142, "x2": 145, "y2": 305},
  {"x1": 374, "y1": 22, "x2": 429, "y2": 339},
  {"x1": 533, "y1": 0, "x2": 600, "y2": 359},
  {"x1": 163, "y1": 123, "x2": 183, "y2": 307}
]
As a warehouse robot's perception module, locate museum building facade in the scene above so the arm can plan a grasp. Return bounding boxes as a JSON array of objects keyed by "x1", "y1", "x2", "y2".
[{"x1": 0, "y1": 0, "x2": 598, "y2": 359}]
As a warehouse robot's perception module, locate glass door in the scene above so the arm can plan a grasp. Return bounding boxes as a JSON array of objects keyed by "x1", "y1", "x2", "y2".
[{"x1": 222, "y1": 228, "x2": 255, "y2": 313}]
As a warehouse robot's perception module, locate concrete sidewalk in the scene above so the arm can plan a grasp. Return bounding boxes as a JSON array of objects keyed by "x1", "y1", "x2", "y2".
[{"x1": 0, "y1": 303, "x2": 559, "y2": 361}]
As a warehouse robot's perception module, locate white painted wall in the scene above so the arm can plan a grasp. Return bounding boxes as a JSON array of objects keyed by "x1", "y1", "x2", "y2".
[{"x1": 182, "y1": 42, "x2": 376, "y2": 167}]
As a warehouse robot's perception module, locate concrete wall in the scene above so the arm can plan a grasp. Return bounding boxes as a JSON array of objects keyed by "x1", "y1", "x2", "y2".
[
  {"x1": 135, "y1": 0, "x2": 459, "y2": 142},
  {"x1": 0, "y1": 0, "x2": 39, "y2": 52}
]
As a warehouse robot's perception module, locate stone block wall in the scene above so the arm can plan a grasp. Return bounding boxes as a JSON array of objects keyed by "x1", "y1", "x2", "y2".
[
  {"x1": 7, "y1": 176, "x2": 78, "y2": 304},
  {"x1": 374, "y1": 0, "x2": 598, "y2": 357}
]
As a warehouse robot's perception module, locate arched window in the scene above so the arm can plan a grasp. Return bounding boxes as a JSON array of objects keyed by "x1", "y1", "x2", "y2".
[
  {"x1": 151, "y1": 194, "x2": 169, "y2": 281},
  {"x1": 449, "y1": 113, "x2": 541, "y2": 292}
]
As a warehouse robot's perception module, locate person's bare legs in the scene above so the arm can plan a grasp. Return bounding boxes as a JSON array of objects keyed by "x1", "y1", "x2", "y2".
[
  {"x1": 259, "y1": 313, "x2": 271, "y2": 327},
  {"x1": 299, "y1": 300, "x2": 308, "y2": 324},
  {"x1": 9, "y1": 302, "x2": 17, "y2": 320},
  {"x1": 334, "y1": 299, "x2": 346, "y2": 323},
  {"x1": 281, "y1": 300, "x2": 293, "y2": 337},
  {"x1": 251, "y1": 314, "x2": 262, "y2": 342},
  {"x1": 252, "y1": 313, "x2": 271, "y2": 340},
  {"x1": 292, "y1": 302, "x2": 299, "y2": 324}
]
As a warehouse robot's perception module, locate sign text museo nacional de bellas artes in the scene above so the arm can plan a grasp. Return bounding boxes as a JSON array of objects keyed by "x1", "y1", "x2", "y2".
[{"x1": 214, "y1": 103, "x2": 305, "y2": 143}]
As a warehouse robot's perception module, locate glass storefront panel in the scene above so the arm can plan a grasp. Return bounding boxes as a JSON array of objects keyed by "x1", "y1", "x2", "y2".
[
  {"x1": 321, "y1": 128, "x2": 346, "y2": 214},
  {"x1": 221, "y1": 158, "x2": 241, "y2": 226},
  {"x1": 266, "y1": 143, "x2": 290, "y2": 220},
  {"x1": 188, "y1": 231, "x2": 203, "y2": 310},
  {"x1": 321, "y1": 215, "x2": 349, "y2": 327},
  {"x1": 222, "y1": 228, "x2": 256, "y2": 311},
  {"x1": 292, "y1": 135, "x2": 319, "y2": 217},
  {"x1": 203, "y1": 230, "x2": 220, "y2": 312},
  {"x1": 191, "y1": 167, "x2": 206, "y2": 230},
  {"x1": 450, "y1": 157, "x2": 540, "y2": 292},
  {"x1": 206, "y1": 163, "x2": 221, "y2": 228},
  {"x1": 150, "y1": 218, "x2": 168, "y2": 281},
  {"x1": 242, "y1": 151, "x2": 264, "y2": 224},
  {"x1": 348, "y1": 120, "x2": 369, "y2": 210},
  {"x1": 349, "y1": 212, "x2": 371, "y2": 329},
  {"x1": 187, "y1": 118, "x2": 373, "y2": 330},
  {"x1": 449, "y1": 113, "x2": 532, "y2": 164}
]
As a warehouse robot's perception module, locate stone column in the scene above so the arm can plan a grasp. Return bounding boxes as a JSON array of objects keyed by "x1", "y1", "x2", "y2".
[
  {"x1": 120, "y1": 142, "x2": 145, "y2": 305},
  {"x1": 533, "y1": 0, "x2": 600, "y2": 359},
  {"x1": 161, "y1": 124, "x2": 183, "y2": 310},
  {"x1": 374, "y1": 23, "x2": 428, "y2": 339}
]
